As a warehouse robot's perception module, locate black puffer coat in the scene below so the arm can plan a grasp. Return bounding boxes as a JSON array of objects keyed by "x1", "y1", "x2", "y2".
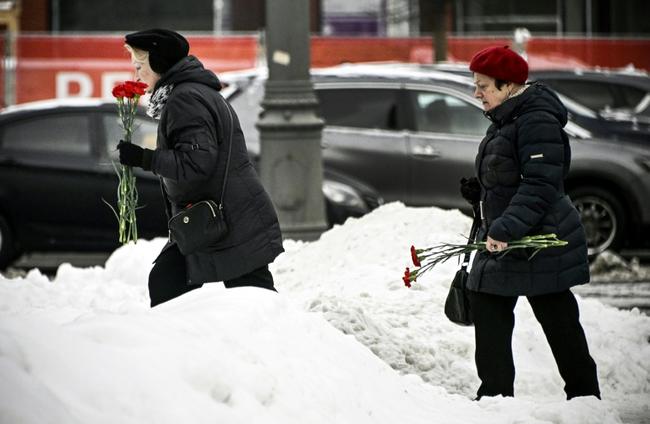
[
  {"x1": 149, "y1": 56, "x2": 284, "y2": 285},
  {"x1": 467, "y1": 83, "x2": 589, "y2": 296}
]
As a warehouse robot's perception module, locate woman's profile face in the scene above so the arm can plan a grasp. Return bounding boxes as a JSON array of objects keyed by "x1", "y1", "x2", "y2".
[
  {"x1": 132, "y1": 57, "x2": 160, "y2": 93},
  {"x1": 473, "y1": 72, "x2": 510, "y2": 111}
]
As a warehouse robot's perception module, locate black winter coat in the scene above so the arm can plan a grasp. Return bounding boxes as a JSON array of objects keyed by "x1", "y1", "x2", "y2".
[
  {"x1": 149, "y1": 56, "x2": 284, "y2": 285},
  {"x1": 467, "y1": 83, "x2": 590, "y2": 296}
]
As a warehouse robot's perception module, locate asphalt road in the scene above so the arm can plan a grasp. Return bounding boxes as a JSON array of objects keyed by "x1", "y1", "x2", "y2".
[{"x1": 573, "y1": 280, "x2": 650, "y2": 315}]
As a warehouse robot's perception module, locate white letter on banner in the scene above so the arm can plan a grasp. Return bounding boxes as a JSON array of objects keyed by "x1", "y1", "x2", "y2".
[
  {"x1": 56, "y1": 72, "x2": 93, "y2": 98},
  {"x1": 102, "y1": 72, "x2": 133, "y2": 99}
]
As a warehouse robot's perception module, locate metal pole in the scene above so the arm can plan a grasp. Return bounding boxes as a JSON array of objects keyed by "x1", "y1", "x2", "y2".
[
  {"x1": 257, "y1": 0, "x2": 327, "y2": 240},
  {"x1": 213, "y1": 0, "x2": 224, "y2": 35},
  {"x1": 1, "y1": 1, "x2": 19, "y2": 107},
  {"x1": 4, "y1": 27, "x2": 16, "y2": 106},
  {"x1": 556, "y1": 0, "x2": 563, "y2": 35},
  {"x1": 585, "y1": 0, "x2": 592, "y2": 37},
  {"x1": 455, "y1": 0, "x2": 464, "y2": 35},
  {"x1": 433, "y1": 0, "x2": 447, "y2": 62},
  {"x1": 51, "y1": 0, "x2": 60, "y2": 33}
]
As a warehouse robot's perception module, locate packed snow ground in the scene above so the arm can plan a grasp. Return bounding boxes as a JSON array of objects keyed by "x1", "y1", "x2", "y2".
[{"x1": 1, "y1": 203, "x2": 648, "y2": 423}]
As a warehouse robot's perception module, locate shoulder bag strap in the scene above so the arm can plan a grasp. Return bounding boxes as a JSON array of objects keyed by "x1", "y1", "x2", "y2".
[
  {"x1": 461, "y1": 215, "x2": 480, "y2": 271},
  {"x1": 217, "y1": 97, "x2": 234, "y2": 209}
]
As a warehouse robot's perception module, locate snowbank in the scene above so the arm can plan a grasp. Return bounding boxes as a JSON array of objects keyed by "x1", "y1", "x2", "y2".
[{"x1": 1, "y1": 203, "x2": 648, "y2": 423}]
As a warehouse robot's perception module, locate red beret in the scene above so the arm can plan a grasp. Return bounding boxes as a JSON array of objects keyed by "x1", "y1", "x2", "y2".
[{"x1": 469, "y1": 45, "x2": 528, "y2": 85}]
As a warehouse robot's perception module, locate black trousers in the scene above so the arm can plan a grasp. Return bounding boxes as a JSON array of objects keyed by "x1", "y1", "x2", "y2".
[
  {"x1": 148, "y1": 244, "x2": 276, "y2": 307},
  {"x1": 467, "y1": 289, "x2": 600, "y2": 400}
]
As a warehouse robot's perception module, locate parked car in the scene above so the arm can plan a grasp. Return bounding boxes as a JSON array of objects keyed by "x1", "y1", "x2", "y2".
[
  {"x1": 531, "y1": 68, "x2": 650, "y2": 143},
  {"x1": 0, "y1": 98, "x2": 383, "y2": 269},
  {"x1": 221, "y1": 63, "x2": 650, "y2": 257},
  {"x1": 426, "y1": 62, "x2": 650, "y2": 143}
]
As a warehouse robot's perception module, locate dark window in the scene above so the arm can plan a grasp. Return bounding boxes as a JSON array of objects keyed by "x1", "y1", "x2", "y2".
[
  {"x1": 103, "y1": 114, "x2": 158, "y2": 157},
  {"x1": 228, "y1": 79, "x2": 264, "y2": 144},
  {"x1": 3, "y1": 114, "x2": 91, "y2": 155},
  {"x1": 638, "y1": 96, "x2": 650, "y2": 118},
  {"x1": 543, "y1": 79, "x2": 616, "y2": 111},
  {"x1": 412, "y1": 91, "x2": 489, "y2": 136},
  {"x1": 619, "y1": 85, "x2": 648, "y2": 110},
  {"x1": 316, "y1": 88, "x2": 399, "y2": 130}
]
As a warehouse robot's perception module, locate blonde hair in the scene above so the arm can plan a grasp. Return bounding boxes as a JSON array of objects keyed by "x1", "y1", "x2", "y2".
[{"x1": 124, "y1": 44, "x2": 149, "y2": 64}]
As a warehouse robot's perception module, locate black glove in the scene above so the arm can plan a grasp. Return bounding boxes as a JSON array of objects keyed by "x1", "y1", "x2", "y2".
[
  {"x1": 460, "y1": 176, "x2": 481, "y2": 206},
  {"x1": 117, "y1": 140, "x2": 152, "y2": 170}
]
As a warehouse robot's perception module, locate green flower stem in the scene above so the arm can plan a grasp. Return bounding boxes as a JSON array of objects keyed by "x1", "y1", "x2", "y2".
[
  {"x1": 410, "y1": 234, "x2": 568, "y2": 281},
  {"x1": 111, "y1": 95, "x2": 142, "y2": 245},
  {"x1": 116, "y1": 164, "x2": 138, "y2": 244}
]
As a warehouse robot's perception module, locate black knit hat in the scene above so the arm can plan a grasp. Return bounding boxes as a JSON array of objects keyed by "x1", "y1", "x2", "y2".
[{"x1": 125, "y1": 29, "x2": 189, "y2": 74}]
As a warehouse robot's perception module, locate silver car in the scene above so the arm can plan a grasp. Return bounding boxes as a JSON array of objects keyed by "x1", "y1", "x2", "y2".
[{"x1": 223, "y1": 63, "x2": 650, "y2": 256}]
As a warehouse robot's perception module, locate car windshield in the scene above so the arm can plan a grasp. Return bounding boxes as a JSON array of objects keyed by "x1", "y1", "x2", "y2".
[
  {"x1": 635, "y1": 93, "x2": 650, "y2": 119},
  {"x1": 103, "y1": 114, "x2": 158, "y2": 159},
  {"x1": 2, "y1": 113, "x2": 91, "y2": 155},
  {"x1": 413, "y1": 91, "x2": 489, "y2": 135},
  {"x1": 541, "y1": 76, "x2": 650, "y2": 122}
]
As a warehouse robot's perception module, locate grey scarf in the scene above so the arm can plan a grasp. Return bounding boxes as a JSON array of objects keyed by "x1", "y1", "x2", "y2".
[{"x1": 147, "y1": 84, "x2": 174, "y2": 120}]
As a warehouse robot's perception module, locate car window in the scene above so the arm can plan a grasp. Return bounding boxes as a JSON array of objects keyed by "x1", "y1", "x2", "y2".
[
  {"x1": 228, "y1": 79, "x2": 264, "y2": 144},
  {"x1": 619, "y1": 85, "x2": 648, "y2": 110},
  {"x1": 543, "y1": 79, "x2": 617, "y2": 111},
  {"x1": 103, "y1": 114, "x2": 158, "y2": 157},
  {"x1": 637, "y1": 95, "x2": 650, "y2": 119},
  {"x1": 316, "y1": 88, "x2": 400, "y2": 130},
  {"x1": 2, "y1": 114, "x2": 91, "y2": 155},
  {"x1": 412, "y1": 91, "x2": 489, "y2": 136}
]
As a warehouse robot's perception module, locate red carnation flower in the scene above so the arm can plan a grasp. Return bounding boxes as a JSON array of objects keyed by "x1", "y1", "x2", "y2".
[
  {"x1": 125, "y1": 80, "x2": 148, "y2": 96},
  {"x1": 403, "y1": 267, "x2": 413, "y2": 288},
  {"x1": 410, "y1": 245, "x2": 421, "y2": 267},
  {"x1": 112, "y1": 84, "x2": 127, "y2": 99}
]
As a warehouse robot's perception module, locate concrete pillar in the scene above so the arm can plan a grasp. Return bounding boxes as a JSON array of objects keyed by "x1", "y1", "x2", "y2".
[{"x1": 257, "y1": 0, "x2": 327, "y2": 240}]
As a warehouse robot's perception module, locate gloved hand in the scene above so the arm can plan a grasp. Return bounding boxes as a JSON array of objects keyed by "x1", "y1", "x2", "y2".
[
  {"x1": 460, "y1": 176, "x2": 481, "y2": 206},
  {"x1": 117, "y1": 140, "x2": 152, "y2": 170}
]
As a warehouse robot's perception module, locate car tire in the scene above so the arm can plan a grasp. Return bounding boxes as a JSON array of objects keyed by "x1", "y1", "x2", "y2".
[
  {"x1": 0, "y1": 214, "x2": 15, "y2": 270},
  {"x1": 569, "y1": 186, "x2": 626, "y2": 257}
]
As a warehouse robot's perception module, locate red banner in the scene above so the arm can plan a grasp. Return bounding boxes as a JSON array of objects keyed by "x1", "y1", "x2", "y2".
[
  {"x1": 13, "y1": 34, "x2": 258, "y2": 105},
  {"x1": 2, "y1": 34, "x2": 649, "y2": 107}
]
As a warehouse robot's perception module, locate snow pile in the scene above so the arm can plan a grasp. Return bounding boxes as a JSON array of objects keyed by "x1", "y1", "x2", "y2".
[{"x1": 1, "y1": 203, "x2": 648, "y2": 423}]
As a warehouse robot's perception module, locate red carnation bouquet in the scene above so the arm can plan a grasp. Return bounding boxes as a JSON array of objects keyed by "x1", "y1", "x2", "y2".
[
  {"x1": 403, "y1": 234, "x2": 568, "y2": 288},
  {"x1": 107, "y1": 80, "x2": 148, "y2": 244}
]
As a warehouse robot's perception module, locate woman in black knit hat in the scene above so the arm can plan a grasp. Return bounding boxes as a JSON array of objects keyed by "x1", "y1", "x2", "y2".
[
  {"x1": 460, "y1": 45, "x2": 600, "y2": 400},
  {"x1": 118, "y1": 29, "x2": 284, "y2": 307}
]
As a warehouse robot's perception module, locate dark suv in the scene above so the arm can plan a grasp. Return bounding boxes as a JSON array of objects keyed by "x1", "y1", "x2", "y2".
[
  {"x1": 0, "y1": 98, "x2": 383, "y2": 269},
  {"x1": 222, "y1": 63, "x2": 650, "y2": 257}
]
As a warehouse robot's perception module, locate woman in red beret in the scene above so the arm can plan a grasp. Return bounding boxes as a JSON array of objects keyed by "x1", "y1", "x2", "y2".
[
  {"x1": 118, "y1": 29, "x2": 284, "y2": 306},
  {"x1": 460, "y1": 45, "x2": 600, "y2": 400}
]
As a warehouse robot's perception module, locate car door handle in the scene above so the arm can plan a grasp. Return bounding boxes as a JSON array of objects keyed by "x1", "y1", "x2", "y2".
[{"x1": 412, "y1": 145, "x2": 440, "y2": 158}]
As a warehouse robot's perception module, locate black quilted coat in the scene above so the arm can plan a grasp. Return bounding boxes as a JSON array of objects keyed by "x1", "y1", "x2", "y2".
[
  {"x1": 467, "y1": 83, "x2": 590, "y2": 296},
  {"x1": 149, "y1": 56, "x2": 284, "y2": 285}
]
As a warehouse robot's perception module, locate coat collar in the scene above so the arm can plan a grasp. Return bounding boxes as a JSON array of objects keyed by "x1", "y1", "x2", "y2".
[{"x1": 484, "y1": 83, "x2": 534, "y2": 127}]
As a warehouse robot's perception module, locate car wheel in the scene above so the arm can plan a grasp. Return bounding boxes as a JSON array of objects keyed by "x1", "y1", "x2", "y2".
[
  {"x1": 0, "y1": 214, "x2": 15, "y2": 270},
  {"x1": 569, "y1": 186, "x2": 626, "y2": 257}
]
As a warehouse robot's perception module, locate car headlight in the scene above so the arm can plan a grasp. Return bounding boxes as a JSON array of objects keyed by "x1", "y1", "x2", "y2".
[{"x1": 322, "y1": 180, "x2": 366, "y2": 209}]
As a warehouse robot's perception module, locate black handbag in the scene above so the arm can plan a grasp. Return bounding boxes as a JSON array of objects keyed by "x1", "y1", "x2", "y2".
[
  {"x1": 168, "y1": 100, "x2": 234, "y2": 256},
  {"x1": 444, "y1": 217, "x2": 479, "y2": 326}
]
